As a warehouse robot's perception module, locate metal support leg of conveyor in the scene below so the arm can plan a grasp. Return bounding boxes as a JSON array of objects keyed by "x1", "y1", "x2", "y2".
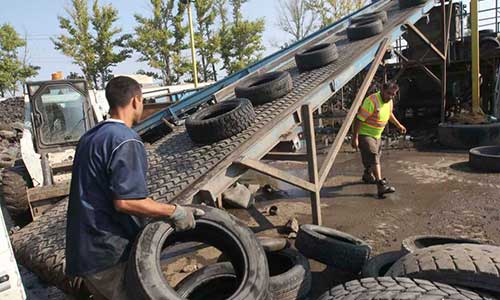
[
  {"x1": 301, "y1": 104, "x2": 321, "y2": 225},
  {"x1": 238, "y1": 38, "x2": 390, "y2": 225},
  {"x1": 405, "y1": 23, "x2": 446, "y2": 61},
  {"x1": 318, "y1": 38, "x2": 391, "y2": 188},
  {"x1": 393, "y1": 50, "x2": 442, "y2": 86}
]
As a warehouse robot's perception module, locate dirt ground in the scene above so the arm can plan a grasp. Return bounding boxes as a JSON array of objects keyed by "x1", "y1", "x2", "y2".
[
  {"x1": 227, "y1": 146, "x2": 500, "y2": 297},
  {"x1": 10, "y1": 146, "x2": 500, "y2": 299}
]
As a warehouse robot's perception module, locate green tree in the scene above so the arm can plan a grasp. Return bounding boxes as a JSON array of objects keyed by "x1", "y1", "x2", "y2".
[
  {"x1": 305, "y1": 0, "x2": 366, "y2": 28},
  {"x1": 194, "y1": 0, "x2": 220, "y2": 82},
  {"x1": 220, "y1": 0, "x2": 265, "y2": 74},
  {"x1": 216, "y1": 0, "x2": 232, "y2": 73},
  {"x1": 0, "y1": 24, "x2": 39, "y2": 97},
  {"x1": 66, "y1": 72, "x2": 85, "y2": 79},
  {"x1": 53, "y1": 0, "x2": 131, "y2": 89},
  {"x1": 131, "y1": 0, "x2": 190, "y2": 85},
  {"x1": 276, "y1": 0, "x2": 317, "y2": 43}
]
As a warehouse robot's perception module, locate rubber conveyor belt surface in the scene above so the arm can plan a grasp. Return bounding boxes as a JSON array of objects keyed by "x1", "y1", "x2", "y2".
[{"x1": 10, "y1": 0, "x2": 433, "y2": 293}]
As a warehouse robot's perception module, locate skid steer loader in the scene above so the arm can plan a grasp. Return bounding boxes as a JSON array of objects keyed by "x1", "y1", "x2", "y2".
[{"x1": 1, "y1": 78, "x2": 207, "y2": 226}]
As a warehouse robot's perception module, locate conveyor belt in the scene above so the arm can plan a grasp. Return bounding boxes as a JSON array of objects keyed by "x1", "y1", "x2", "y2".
[
  {"x1": 10, "y1": 0, "x2": 436, "y2": 294},
  {"x1": 146, "y1": 0, "x2": 432, "y2": 204}
]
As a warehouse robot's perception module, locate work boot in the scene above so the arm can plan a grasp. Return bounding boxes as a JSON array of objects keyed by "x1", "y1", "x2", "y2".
[
  {"x1": 362, "y1": 170, "x2": 377, "y2": 184},
  {"x1": 377, "y1": 178, "x2": 395, "y2": 198}
]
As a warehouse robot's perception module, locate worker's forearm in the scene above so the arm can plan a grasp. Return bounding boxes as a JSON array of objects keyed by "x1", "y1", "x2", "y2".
[
  {"x1": 114, "y1": 198, "x2": 176, "y2": 218},
  {"x1": 389, "y1": 113, "x2": 402, "y2": 128},
  {"x1": 352, "y1": 119, "x2": 361, "y2": 137}
]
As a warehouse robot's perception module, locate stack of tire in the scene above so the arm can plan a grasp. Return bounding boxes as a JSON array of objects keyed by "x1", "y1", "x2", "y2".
[
  {"x1": 124, "y1": 209, "x2": 500, "y2": 300},
  {"x1": 124, "y1": 206, "x2": 312, "y2": 300},
  {"x1": 292, "y1": 224, "x2": 500, "y2": 299}
]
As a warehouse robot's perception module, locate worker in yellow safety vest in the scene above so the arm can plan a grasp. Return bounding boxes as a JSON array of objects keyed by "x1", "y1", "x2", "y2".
[{"x1": 351, "y1": 82, "x2": 406, "y2": 198}]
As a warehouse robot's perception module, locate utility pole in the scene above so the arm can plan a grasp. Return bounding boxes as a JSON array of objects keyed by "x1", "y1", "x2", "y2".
[
  {"x1": 471, "y1": 0, "x2": 480, "y2": 113},
  {"x1": 182, "y1": 0, "x2": 199, "y2": 88}
]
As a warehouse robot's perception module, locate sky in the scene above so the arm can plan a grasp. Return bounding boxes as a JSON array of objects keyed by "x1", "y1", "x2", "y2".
[
  {"x1": 0, "y1": 0, "x2": 284, "y2": 82},
  {"x1": 0, "y1": 0, "x2": 498, "y2": 83}
]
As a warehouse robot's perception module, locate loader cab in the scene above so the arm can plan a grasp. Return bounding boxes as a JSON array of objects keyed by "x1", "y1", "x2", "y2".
[
  {"x1": 26, "y1": 80, "x2": 96, "y2": 152},
  {"x1": 18, "y1": 80, "x2": 96, "y2": 218}
]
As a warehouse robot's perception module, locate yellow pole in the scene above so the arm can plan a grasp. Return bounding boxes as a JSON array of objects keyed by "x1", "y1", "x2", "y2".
[
  {"x1": 471, "y1": 0, "x2": 480, "y2": 113},
  {"x1": 187, "y1": 2, "x2": 198, "y2": 88}
]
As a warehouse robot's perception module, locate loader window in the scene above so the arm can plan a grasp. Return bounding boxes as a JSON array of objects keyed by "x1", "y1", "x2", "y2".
[{"x1": 36, "y1": 85, "x2": 87, "y2": 145}]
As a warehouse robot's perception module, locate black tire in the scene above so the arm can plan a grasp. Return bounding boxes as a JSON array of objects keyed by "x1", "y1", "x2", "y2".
[
  {"x1": 361, "y1": 250, "x2": 405, "y2": 277},
  {"x1": 9, "y1": 199, "x2": 90, "y2": 299},
  {"x1": 295, "y1": 43, "x2": 339, "y2": 72},
  {"x1": 480, "y1": 37, "x2": 500, "y2": 51},
  {"x1": 267, "y1": 248, "x2": 311, "y2": 300},
  {"x1": 1, "y1": 162, "x2": 33, "y2": 223},
  {"x1": 175, "y1": 262, "x2": 239, "y2": 300},
  {"x1": 347, "y1": 19, "x2": 384, "y2": 41},
  {"x1": 185, "y1": 98, "x2": 255, "y2": 144},
  {"x1": 234, "y1": 71, "x2": 293, "y2": 106},
  {"x1": 217, "y1": 236, "x2": 289, "y2": 263},
  {"x1": 401, "y1": 235, "x2": 482, "y2": 254},
  {"x1": 387, "y1": 244, "x2": 500, "y2": 293},
  {"x1": 469, "y1": 146, "x2": 500, "y2": 172},
  {"x1": 126, "y1": 206, "x2": 269, "y2": 300},
  {"x1": 350, "y1": 11, "x2": 388, "y2": 25},
  {"x1": 295, "y1": 224, "x2": 371, "y2": 274},
  {"x1": 316, "y1": 277, "x2": 496, "y2": 300},
  {"x1": 438, "y1": 122, "x2": 500, "y2": 149},
  {"x1": 399, "y1": 0, "x2": 427, "y2": 9},
  {"x1": 480, "y1": 29, "x2": 497, "y2": 38},
  {"x1": 258, "y1": 236, "x2": 289, "y2": 252}
]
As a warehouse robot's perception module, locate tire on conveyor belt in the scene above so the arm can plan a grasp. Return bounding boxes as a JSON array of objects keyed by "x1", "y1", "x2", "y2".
[
  {"x1": 399, "y1": 0, "x2": 427, "y2": 9},
  {"x1": 295, "y1": 43, "x2": 339, "y2": 72},
  {"x1": 350, "y1": 10, "x2": 388, "y2": 25},
  {"x1": 125, "y1": 206, "x2": 269, "y2": 300},
  {"x1": 316, "y1": 277, "x2": 496, "y2": 300},
  {"x1": 9, "y1": 199, "x2": 91, "y2": 299},
  {"x1": 185, "y1": 98, "x2": 256, "y2": 144},
  {"x1": 234, "y1": 71, "x2": 293, "y2": 106},
  {"x1": 386, "y1": 244, "x2": 500, "y2": 293},
  {"x1": 346, "y1": 19, "x2": 384, "y2": 41}
]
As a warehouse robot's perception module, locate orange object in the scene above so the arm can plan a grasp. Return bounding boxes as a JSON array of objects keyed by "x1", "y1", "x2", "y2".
[{"x1": 51, "y1": 71, "x2": 63, "y2": 80}]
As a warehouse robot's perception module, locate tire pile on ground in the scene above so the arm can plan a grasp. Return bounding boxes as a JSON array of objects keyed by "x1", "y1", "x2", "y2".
[
  {"x1": 0, "y1": 97, "x2": 24, "y2": 169},
  {"x1": 122, "y1": 208, "x2": 500, "y2": 300},
  {"x1": 295, "y1": 228, "x2": 500, "y2": 300}
]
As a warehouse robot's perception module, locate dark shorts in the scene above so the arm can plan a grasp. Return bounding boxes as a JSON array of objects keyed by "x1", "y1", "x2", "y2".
[{"x1": 359, "y1": 135, "x2": 382, "y2": 168}]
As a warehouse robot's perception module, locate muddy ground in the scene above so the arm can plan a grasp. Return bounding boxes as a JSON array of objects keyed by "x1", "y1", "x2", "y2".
[
  {"x1": 158, "y1": 145, "x2": 500, "y2": 299},
  {"x1": 221, "y1": 146, "x2": 500, "y2": 297},
  {"x1": 8, "y1": 146, "x2": 500, "y2": 299}
]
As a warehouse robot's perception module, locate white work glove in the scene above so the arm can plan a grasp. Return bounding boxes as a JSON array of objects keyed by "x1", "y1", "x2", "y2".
[{"x1": 171, "y1": 205, "x2": 205, "y2": 232}]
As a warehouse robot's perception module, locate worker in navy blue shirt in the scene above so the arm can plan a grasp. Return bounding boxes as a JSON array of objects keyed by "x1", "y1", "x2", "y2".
[{"x1": 65, "y1": 76, "x2": 204, "y2": 300}]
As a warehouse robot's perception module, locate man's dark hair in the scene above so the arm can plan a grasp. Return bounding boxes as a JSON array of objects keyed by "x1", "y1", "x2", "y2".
[
  {"x1": 382, "y1": 81, "x2": 399, "y2": 91},
  {"x1": 105, "y1": 76, "x2": 142, "y2": 109}
]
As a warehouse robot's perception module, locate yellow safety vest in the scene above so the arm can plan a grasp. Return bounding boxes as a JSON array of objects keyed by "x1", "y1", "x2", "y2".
[{"x1": 356, "y1": 92, "x2": 392, "y2": 139}]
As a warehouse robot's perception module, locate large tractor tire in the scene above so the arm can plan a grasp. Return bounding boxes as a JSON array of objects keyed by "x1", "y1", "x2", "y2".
[{"x1": 1, "y1": 161, "x2": 33, "y2": 225}]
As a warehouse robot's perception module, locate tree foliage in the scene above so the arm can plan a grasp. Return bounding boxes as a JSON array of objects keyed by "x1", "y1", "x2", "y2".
[
  {"x1": 194, "y1": 0, "x2": 220, "y2": 82},
  {"x1": 305, "y1": 0, "x2": 366, "y2": 28},
  {"x1": 219, "y1": 0, "x2": 265, "y2": 74},
  {"x1": 276, "y1": 0, "x2": 317, "y2": 43},
  {"x1": 131, "y1": 0, "x2": 190, "y2": 85},
  {"x1": 53, "y1": 0, "x2": 131, "y2": 89},
  {"x1": 0, "y1": 23, "x2": 39, "y2": 97}
]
